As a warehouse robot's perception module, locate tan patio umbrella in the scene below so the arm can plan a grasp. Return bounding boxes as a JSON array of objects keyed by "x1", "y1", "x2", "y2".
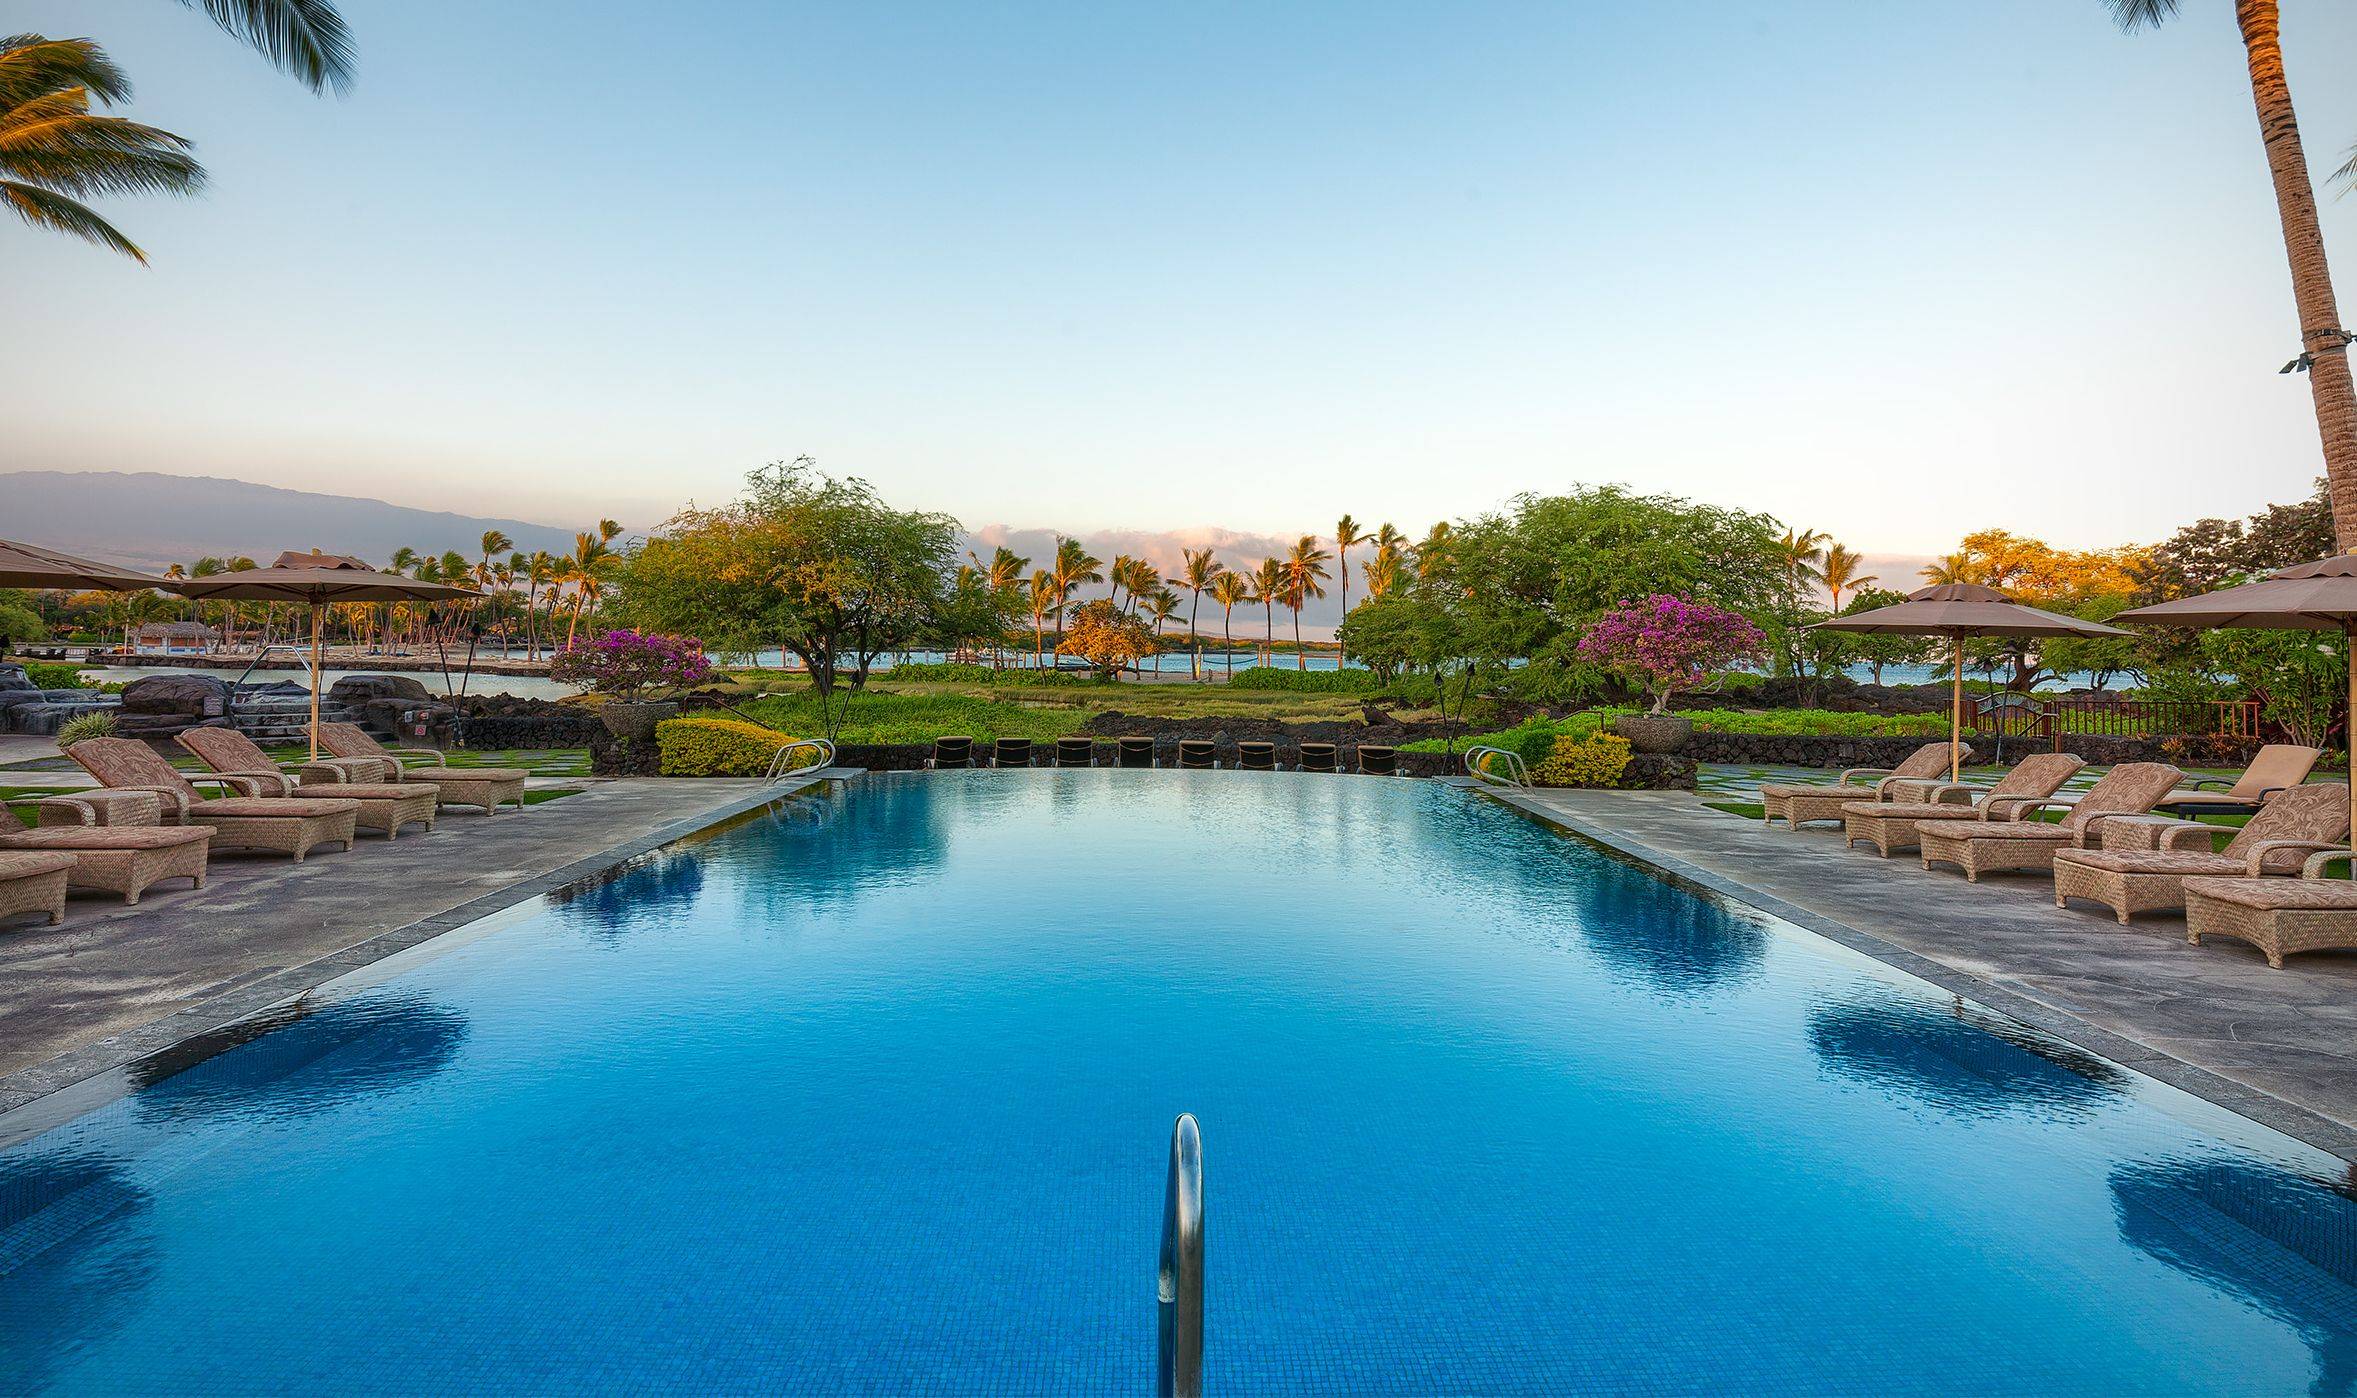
[
  {"x1": 0, "y1": 538, "x2": 172, "y2": 591},
  {"x1": 1811, "y1": 583, "x2": 2129, "y2": 782},
  {"x1": 2114, "y1": 553, "x2": 2357, "y2": 850},
  {"x1": 173, "y1": 550, "x2": 477, "y2": 757}
]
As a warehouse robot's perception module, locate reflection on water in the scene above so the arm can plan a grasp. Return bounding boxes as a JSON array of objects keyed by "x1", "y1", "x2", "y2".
[
  {"x1": 128, "y1": 994, "x2": 469, "y2": 1123},
  {"x1": 0, "y1": 1151, "x2": 157, "y2": 1393},
  {"x1": 547, "y1": 847, "x2": 709, "y2": 936},
  {"x1": 1570, "y1": 870, "x2": 1768, "y2": 1000},
  {"x1": 1808, "y1": 991, "x2": 2128, "y2": 1120},
  {"x1": 2113, "y1": 1157, "x2": 2357, "y2": 1397}
]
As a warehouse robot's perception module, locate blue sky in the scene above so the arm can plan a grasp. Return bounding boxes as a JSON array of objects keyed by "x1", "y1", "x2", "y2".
[{"x1": 8, "y1": 0, "x2": 2357, "y2": 557}]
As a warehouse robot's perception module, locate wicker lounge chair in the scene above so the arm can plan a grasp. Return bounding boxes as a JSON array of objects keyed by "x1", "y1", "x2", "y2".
[
  {"x1": 1298, "y1": 742, "x2": 1338, "y2": 774},
  {"x1": 1054, "y1": 736, "x2": 1096, "y2": 768},
  {"x1": 0, "y1": 851, "x2": 73, "y2": 927},
  {"x1": 2050, "y1": 783, "x2": 2348, "y2": 924},
  {"x1": 313, "y1": 722, "x2": 528, "y2": 815},
  {"x1": 177, "y1": 728, "x2": 439, "y2": 839},
  {"x1": 1116, "y1": 736, "x2": 1155, "y2": 769},
  {"x1": 2185, "y1": 851, "x2": 2357, "y2": 967},
  {"x1": 929, "y1": 736, "x2": 973, "y2": 769},
  {"x1": 993, "y1": 737, "x2": 1033, "y2": 768},
  {"x1": 1914, "y1": 761, "x2": 2182, "y2": 882},
  {"x1": 2157, "y1": 743, "x2": 2322, "y2": 817},
  {"x1": 64, "y1": 737, "x2": 361, "y2": 862},
  {"x1": 1237, "y1": 741, "x2": 1277, "y2": 772},
  {"x1": 0, "y1": 796, "x2": 210, "y2": 904},
  {"x1": 1177, "y1": 739, "x2": 1216, "y2": 770},
  {"x1": 1760, "y1": 743, "x2": 1954, "y2": 829},
  {"x1": 1358, "y1": 745, "x2": 1397, "y2": 776},
  {"x1": 1839, "y1": 754, "x2": 2086, "y2": 857}
]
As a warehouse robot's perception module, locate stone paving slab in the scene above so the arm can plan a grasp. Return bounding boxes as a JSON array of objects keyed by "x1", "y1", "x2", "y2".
[
  {"x1": 0, "y1": 775, "x2": 845, "y2": 1115},
  {"x1": 1491, "y1": 787, "x2": 2357, "y2": 1162}
]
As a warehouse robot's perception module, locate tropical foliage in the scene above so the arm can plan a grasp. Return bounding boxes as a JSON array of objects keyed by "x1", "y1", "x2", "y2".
[
  {"x1": 654, "y1": 716, "x2": 820, "y2": 777},
  {"x1": 1575, "y1": 596, "x2": 1766, "y2": 716},
  {"x1": 547, "y1": 628, "x2": 715, "y2": 700}
]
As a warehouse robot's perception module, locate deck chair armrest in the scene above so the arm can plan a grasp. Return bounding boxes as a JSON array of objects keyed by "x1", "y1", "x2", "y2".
[
  {"x1": 108, "y1": 783, "x2": 193, "y2": 820},
  {"x1": 295, "y1": 761, "x2": 359, "y2": 786},
  {"x1": 2247, "y1": 840, "x2": 2343, "y2": 876},
  {"x1": 1923, "y1": 782, "x2": 1981, "y2": 806},
  {"x1": 1979, "y1": 796, "x2": 2046, "y2": 821},
  {"x1": 232, "y1": 769, "x2": 297, "y2": 797},
  {"x1": 2189, "y1": 777, "x2": 2237, "y2": 792},
  {"x1": 31, "y1": 795, "x2": 101, "y2": 827},
  {"x1": 384, "y1": 748, "x2": 446, "y2": 768},
  {"x1": 2008, "y1": 798, "x2": 2074, "y2": 823},
  {"x1": 2302, "y1": 849, "x2": 2357, "y2": 879},
  {"x1": 2070, "y1": 811, "x2": 2137, "y2": 846},
  {"x1": 2152, "y1": 821, "x2": 2217, "y2": 853},
  {"x1": 187, "y1": 773, "x2": 269, "y2": 799},
  {"x1": 1838, "y1": 766, "x2": 1895, "y2": 787}
]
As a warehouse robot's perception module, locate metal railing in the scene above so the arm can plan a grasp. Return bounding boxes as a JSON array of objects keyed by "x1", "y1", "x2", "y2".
[
  {"x1": 1159, "y1": 1113, "x2": 1204, "y2": 1398},
  {"x1": 764, "y1": 738, "x2": 835, "y2": 782},
  {"x1": 1463, "y1": 745, "x2": 1530, "y2": 788}
]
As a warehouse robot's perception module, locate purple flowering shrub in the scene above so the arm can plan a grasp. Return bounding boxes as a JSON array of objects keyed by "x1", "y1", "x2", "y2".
[
  {"x1": 1575, "y1": 595, "x2": 1765, "y2": 715},
  {"x1": 550, "y1": 628, "x2": 717, "y2": 700}
]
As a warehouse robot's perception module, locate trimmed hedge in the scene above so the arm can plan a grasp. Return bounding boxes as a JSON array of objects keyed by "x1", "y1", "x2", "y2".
[
  {"x1": 876, "y1": 662, "x2": 1099, "y2": 687},
  {"x1": 1226, "y1": 667, "x2": 1380, "y2": 693},
  {"x1": 655, "y1": 716, "x2": 822, "y2": 777},
  {"x1": 1533, "y1": 732, "x2": 1632, "y2": 787}
]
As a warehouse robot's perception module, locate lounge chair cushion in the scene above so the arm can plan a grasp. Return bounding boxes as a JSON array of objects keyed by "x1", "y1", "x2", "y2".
[
  {"x1": 405, "y1": 766, "x2": 531, "y2": 782},
  {"x1": 1838, "y1": 800, "x2": 1988, "y2": 823},
  {"x1": 289, "y1": 783, "x2": 441, "y2": 801},
  {"x1": 0, "y1": 826, "x2": 213, "y2": 852},
  {"x1": 2054, "y1": 849, "x2": 2244, "y2": 878},
  {"x1": 0, "y1": 851, "x2": 76, "y2": 879},
  {"x1": 2179, "y1": 876, "x2": 2357, "y2": 912},
  {"x1": 187, "y1": 797, "x2": 363, "y2": 819}
]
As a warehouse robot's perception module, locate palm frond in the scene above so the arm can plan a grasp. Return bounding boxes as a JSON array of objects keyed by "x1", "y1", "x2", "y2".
[
  {"x1": 2336, "y1": 142, "x2": 2357, "y2": 197},
  {"x1": 2, "y1": 178, "x2": 146, "y2": 261},
  {"x1": 1, "y1": 97, "x2": 205, "y2": 197},
  {"x1": 184, "y1": 0, "x2": 354, "y2": 94},
  {"x1": 2103, "y1": 0, "x2": 2178, "y2": 33},
  {"x1": 0, "y1": 35, "x2": 135, "y2": 106}
]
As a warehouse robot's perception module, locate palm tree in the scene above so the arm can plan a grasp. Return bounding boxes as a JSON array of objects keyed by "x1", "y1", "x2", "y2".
[
  {"x1": 1, "y1": 36, "x2": 205, "y2": 264},
  {"x1": 1144, "y1": 587, "x2": 1183, "y2": 676},
  {"x1": 1210, "y1": 571, "x2": 1253, "y2": 677},
  {"x1": 477, "y1": 530, "x2": 513, "y2": 579},
  {"x1": 1364, "y1": 543, "x2": 1402, "y2": 602},
  {"x1": 1333, "y1": 515, "x2": 1369, "y2": 663},
  {"x1": 1107, "y1": 553, "x2": 1138, "y2": 613},
  {"x1": 2109, "y1": 0, "x2": 2357, "y2": 549},
  {"x1": 1179, "y1": 547, "x2": 1223, "y2": 680},
  {"x1": 1028, "y1": 569, "x2": 1056, "y2": 669},
  {"x1": 519, "y1": 550, "x2": 554, "y2": 659},
  {"x1": 968, "y1": 546, "x2": 1028, "y2": 667},
  {"x1": 1252, "y1": 557, "x2": 1285, "y2": 665},
  {"x1": 1281, "y1": 535, "x2": 1332, "y2": 670},
  {"x1": 561, "y1": 533, "x2": 613, "y2": 650},
  {"x1": 1049, "y1": 537, "x2": 1102, "y2": 643},
  {"x1": 1819, "y1": 543, "x2": 1877, "y2": 611},
  {"x1": 1921, "y1": 552, "x2": 1978, "y2": 586},
  {"x1": 1778, "y1": 528, "x2": 1828, "y2": 592}
]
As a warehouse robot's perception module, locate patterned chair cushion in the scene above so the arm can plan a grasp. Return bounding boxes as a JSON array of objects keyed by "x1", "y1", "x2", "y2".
[{"x1": 2181, "y1": 876, "x2": 2357, "y2": 911}]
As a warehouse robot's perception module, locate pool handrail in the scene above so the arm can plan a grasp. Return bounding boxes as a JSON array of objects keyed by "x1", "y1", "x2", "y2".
[
  {"x1": 1463, "y1": 745, "x2": 1530, "y2": 788},
  {"x1": 1158, "y1": 1112, "x2": 1203, "y2": 1398},
  {"x1": 764, "y1": 738, "x2": 835, "y2": 783}
]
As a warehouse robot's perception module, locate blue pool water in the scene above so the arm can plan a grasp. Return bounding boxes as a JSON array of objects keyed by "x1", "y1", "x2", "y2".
[{"x1": 4, "y1": 772, "x2": 2357, "y2": 1394}]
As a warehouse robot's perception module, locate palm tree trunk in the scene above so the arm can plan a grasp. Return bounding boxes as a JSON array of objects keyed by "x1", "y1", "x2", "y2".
[
  {"x1": 1293, "y1": 608, "x2": 1305, "y2": 669},
  {"x1": 1222, "y1": 608, "x2": 1233, "y2": 677},
  {"x1": 2238, "y1": 0, "x2": 2357, "y2": 550},
  {"x1": 1188, "y1": 591, "x2": 1202, "y2": 681}
]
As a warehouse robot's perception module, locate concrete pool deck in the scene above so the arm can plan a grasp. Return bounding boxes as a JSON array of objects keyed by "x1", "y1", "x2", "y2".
[
  {"x1": 0, "y1": 773, "x2": 849, "y2": 1116},
  {"x1": 1492, "y1": 787, "x2": 2357, "y2": 1163}
]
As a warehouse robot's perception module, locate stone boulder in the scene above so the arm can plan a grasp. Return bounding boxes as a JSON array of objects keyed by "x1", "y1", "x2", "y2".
[
  {"x1": 327, "y1": 674, "x2": 433, "y2": 707},
  {"x1": 120, "y1": 674, "x2": 231, "y2": 717},
  {"x1": 0, "y1": 663, "x2": 34, "y2": 694},
  {"x1": 8, "y1": 700, "x2": 115, "y2": 736}
]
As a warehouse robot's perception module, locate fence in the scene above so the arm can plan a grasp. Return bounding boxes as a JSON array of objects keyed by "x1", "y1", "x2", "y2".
[{"x1": 1970, "y1": 694, "x2": 2263, "y2": 744}]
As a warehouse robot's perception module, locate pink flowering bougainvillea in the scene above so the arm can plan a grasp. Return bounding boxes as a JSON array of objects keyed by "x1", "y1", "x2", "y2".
[
  {"x1": 1575, "y1": 595, "x2": 1766, "y2": 715},
  {"x1": 550, "y1": 628, "x2": 717, "y2": 700}
]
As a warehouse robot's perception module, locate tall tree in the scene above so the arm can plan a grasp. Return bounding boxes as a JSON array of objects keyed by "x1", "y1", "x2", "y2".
[
  {"x1": 0, "y1": 36, "x2": 204, "y2": 263},
  {"x1": 1281, "y1": 535, "x2": 1332, "y2": 670},
  {"x1": 1818, "y1": 543, "x2": 1877, "y2": 610},
  {"x1": 1333, "y1": 514, "x2": 1370, "y2": 664},
  {"x1": 1777, "y1": 527, "x2": 1828, "y2": 591},
  {"x1": 1028, "y1": 569, "x2": 1055, "y2": 669},
  {"x1": 2108, "y1": 0, "x2": 2357, "y2": 549},
  {"x1": 1210, "y1": 571, "x2": 1252, "y2": 676},
  {"x1": 1179, "y1": 547, "x2": 1223, "y2": 681},
  {"x1": 1050, "y1": 537, "x2": 1102, "y2": 643},
  {"x1": 1252, "y1": 557, "x2": 1285, "y2": 663}
]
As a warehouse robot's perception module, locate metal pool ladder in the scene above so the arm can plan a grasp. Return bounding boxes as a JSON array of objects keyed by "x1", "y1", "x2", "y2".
[
  {"x1": 1159, "y1": 1113, "x2": 1204, "y2": 1398},
  {"x1": 763, "y1": 738, "x2": 835, "y2": 783},
  {"x1": 1462, "y1": 744, "x2": 1530, "y2": 788}
]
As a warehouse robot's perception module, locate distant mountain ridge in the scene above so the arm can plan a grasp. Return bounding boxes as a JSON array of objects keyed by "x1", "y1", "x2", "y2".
[{"x1": 0, "y1": 471, "x2": 588, "y2": 573}]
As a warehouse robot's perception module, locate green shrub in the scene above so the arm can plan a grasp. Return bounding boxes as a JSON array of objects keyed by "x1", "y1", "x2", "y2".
[
  {"x1": 1227, "y1": 667, "x2": 1379, "y2": 693},
  {"x1": 1532, "y1": 731, "x2": 1633, "y2": 788},
  {"x1": 881, "y1": 662, "x2": 1096, "y2": 687},
  {"x1": 1399, "y1": 713, "x2": 1602, "y2": 763},
  {"x1": 20, "y1": 662, "x2": 86, "y2": 689},
  {"x1": 55, "y1": 711, "x2": 117, "y2": 746},
  {"x1": 1621, "y1": 706, "x2": 1946, "y2": 737},
  {"x1": 655, "y1": 716, "x2": 821, "y2": 776},
  {"x1": 736, "y1": 691, "x2": 1083, "y2": 745}
]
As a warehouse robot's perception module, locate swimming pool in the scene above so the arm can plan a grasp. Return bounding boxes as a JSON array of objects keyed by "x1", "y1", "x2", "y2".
[{"x1": 3, "y1": 771, "x2": 2354, "y2": 1394}]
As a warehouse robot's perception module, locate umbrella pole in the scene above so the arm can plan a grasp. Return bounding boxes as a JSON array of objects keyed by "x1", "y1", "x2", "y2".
[
  {"x1": 1950, "y1": 631, "x2": 1963, "y2": 783},
  {"x1": 309, "y1": 604, "x2": 325, "y2": 762}
]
